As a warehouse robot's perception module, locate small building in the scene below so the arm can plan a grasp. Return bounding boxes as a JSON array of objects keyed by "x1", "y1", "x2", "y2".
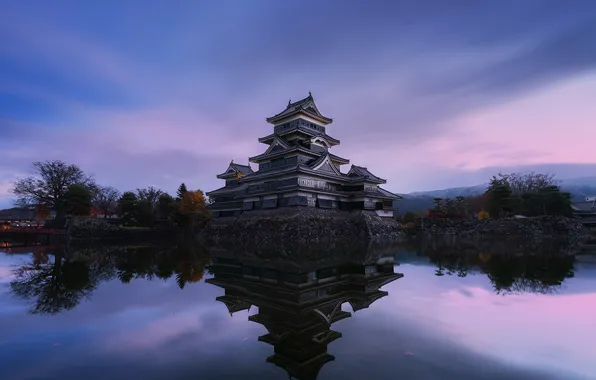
[
  {"x1": 0, "y1": 207, "x2": 56, "y2": 224},
  {"x1": 206, "y1": 93, "x2": 401, "y2": 218},
  {"x1": 572, "y1": 196, "x2": 596, "y2": 225},
  {"x1": 0, "y1": 208, "x2": 35, "y2": 221}
]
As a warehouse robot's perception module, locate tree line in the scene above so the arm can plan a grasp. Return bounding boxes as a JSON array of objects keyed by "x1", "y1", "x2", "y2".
[
  {"x1": 402, "y1": 171, "x2": 573, "y2": 222},
  {"x1": 484, "y1": 172, "x2": 572, "y2": 218},
  {"x1": 10, "y1": 243, "x2": 211, "y2": 315},
  {"x1": 10, "y1": 160, "x2": 210, "y2": 228}
]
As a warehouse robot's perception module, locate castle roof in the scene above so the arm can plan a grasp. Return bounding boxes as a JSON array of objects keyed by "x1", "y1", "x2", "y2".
[
  {"x1": 248, "y1": 145, "x2": 349, "y2": 165},
  {"x1": 347, "y1": 165, "x2": 386, "y2": 184},
  {"x1": 215, "y1": 295, "x2": 252, "y2": 315},
  {"x1": 216, "y1": 161, "x2": 254, "y2": 179},
  {"x1": 266, "y1": 93, "x2": 333, "y2": 125}
]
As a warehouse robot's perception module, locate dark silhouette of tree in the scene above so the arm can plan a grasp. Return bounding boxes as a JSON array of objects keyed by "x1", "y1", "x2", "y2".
[
  {"x1": 176, "y1": 183, "x2": 188, "y2": 202},
  {"x1": 10, "y1": 250, "x2": 97, "y2": 314},
  {"x1": 485, "y1": 172, "x2": 571, "y2": 217},
  {"x1": 490, "y1": 172, "x2": 559, "y2": 195},
  {"x1": 11, "y1": 160, "x2": 97, "y2": 221},
  {"x1": 486, "y1": 184, "x2": 513, "y2": 218},
  {"x1": 136, "y1": 187, "x2": 163, "y2": 207},
  {"x1": 93, "y1": 186, "x2": 121, "y2": 218},
  {"x1": 134, "y1": 187, "x2": 164, "y2": 227},
  {"x1": 482, "y1": 255, "x2": 575, "y2": 295},
  {"x1": 157, "y1": 193, "x2": 177, "y2": 221},
  {"x1": 117, "y1": 191, "x2": 138, "y2": 225},
  {"x1": 9, "y1": 243, "x2": 211, "y2": 314},
  {"x1": 423, "y1": 245, "x2": 576, "y2": 295},
  {"x1": 63, "y1": 184, "x2": 92, "y2": 216}
]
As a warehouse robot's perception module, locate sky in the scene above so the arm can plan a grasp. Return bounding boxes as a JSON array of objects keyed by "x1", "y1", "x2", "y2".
[{"x1": 1, "y1": 0, "x2": 596, "y2": 208}]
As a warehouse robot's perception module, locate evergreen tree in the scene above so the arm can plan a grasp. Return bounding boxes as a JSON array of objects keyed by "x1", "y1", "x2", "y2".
[{"x1": 176, "y1": 183, "x2": 188, "y2": 201}]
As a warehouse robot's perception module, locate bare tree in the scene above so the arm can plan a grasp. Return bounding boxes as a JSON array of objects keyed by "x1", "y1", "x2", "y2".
[
  {"x1": 11, "y1": 160, "x2": 96, "y2": 211},
  {"x1": 489, "y1": 172, "x2": 559, "y2": 195},
  {"x1": 136, "y1": 186, "x2": 163, "y2": 207},
  {"x1": 93, "y1": 186, "x2": 121, "y2": 218}
]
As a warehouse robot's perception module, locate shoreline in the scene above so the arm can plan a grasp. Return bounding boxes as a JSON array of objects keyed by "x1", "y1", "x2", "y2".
[{"x1": 6, "y1": 212, "x2": 587, "y2": 247}]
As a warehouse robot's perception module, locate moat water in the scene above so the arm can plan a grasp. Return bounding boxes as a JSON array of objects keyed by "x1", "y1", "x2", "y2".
[{"x1": 1, "y1": 241, "x2": 595, "y2": 380}]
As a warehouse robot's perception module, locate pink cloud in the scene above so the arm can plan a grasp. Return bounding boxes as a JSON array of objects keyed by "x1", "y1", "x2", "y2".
[
  {"x1": 419, "y1": 72, "x2": 596, "y2": 170},
  {"x1": 1, "y1": 12, "x2": 595, "y2": 198},
  {"x1": 383, "y1": 282, "x2": 596, "y2": 378},
  {"x1": 100, "y1": 307, "x2": 257, "y2": 354}
]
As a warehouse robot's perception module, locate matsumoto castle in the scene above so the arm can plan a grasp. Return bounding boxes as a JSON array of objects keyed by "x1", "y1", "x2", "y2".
[{"x1": 206, "y1": 93, "x2": 400, "y2": 218}]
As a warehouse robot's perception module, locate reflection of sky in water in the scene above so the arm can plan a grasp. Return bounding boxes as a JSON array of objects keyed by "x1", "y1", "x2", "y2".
[
  {"x1": 0, "y1": 251, "x2": 595, "y2": 380},
  {"x1": 382, "y1": 261, "x2": 596, "y2": 379}
]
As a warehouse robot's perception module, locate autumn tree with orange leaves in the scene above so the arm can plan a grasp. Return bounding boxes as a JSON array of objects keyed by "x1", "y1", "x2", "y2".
[{"x1": 178, "y1": 190, "x2": 211, "y2": 229}]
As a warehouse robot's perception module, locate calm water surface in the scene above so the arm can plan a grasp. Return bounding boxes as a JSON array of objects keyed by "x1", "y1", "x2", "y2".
[{"x1": 0, "y1": 242, "x2": 595, "y2": 380}]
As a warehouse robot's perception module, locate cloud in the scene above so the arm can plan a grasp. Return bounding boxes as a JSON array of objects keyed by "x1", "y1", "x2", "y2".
[{"x1": 1, "y1": 0, "x2": 596, "y2": 203}]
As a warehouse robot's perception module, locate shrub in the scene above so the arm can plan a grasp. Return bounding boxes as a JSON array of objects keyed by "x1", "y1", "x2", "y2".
[
  {"x1": 70, "y1": 218, "x2": 119, "y2": 239},
  {"x1": 477, "y1": 211, "x2": 490, "y2": 220},
  {"x1": 402, "y1": 212, "x2": 419, "y2": 224}
]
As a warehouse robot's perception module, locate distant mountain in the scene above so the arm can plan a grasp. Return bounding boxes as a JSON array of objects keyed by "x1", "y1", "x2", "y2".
[
  {"x1": 408, "y1": 184, "x2": 488, "y2": 199},
  {"x1": 397, "y1": 176, "x2": 596, "y2": 214}
]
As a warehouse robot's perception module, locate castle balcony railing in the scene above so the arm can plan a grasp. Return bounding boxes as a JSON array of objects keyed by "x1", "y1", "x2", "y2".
[
  {"x1": 274, "y1": 124, "x2": 294, "y2": 135},
  {"x1": 273, "y1": 123, "x2": 326, "y2": 136}
]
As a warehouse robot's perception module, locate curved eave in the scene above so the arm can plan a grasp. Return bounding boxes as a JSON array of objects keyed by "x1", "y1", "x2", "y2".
[
  {"x1": 375, "y1": 186, "x2": 402, "y2": 199},
  {"x1": 329, "y1": 154, "x2": 349, "y2": 165},
  {"x1": 249, "y1": 146, "x2": 321, "y2": 163},
  {"x1": 206, "y1": 185, "x2": 246, "y2": 197},
  {"x1": 258, "y1": 134, "x2": 276, "y2": 144},
  {"x1": 266, "y1": 109, "x2": 333, "y2": 125},
  {"x1": 370, "y1": 192, "x2": 400, "y2": 200},
  {"x1": 323, "y1": 136, "x2": 340, "y2": 146},
  {"x1": 297, "y1": 165, "x2": 349, "y2": 181},
  {"x1": 348, "y1": 176, "x2": 387, "y2": 185},
  {"x1": 205, "y1": 188, "x2": 224, "y2": 197},
  {"x1": 240, "y1": 165, "x2": 300, "y2": 181},
  {"x1": 351, "y1": 192, "x2": 396, "y2": 200},
  {"x1": 216, "y1": 173, "x2": 236, "y2": 179}
]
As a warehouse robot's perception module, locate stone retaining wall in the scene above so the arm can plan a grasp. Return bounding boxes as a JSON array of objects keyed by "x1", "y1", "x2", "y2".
[
  {"x1": 416, "y1": 216, "x2": 586, "y2": 240},
  {"x1": 200, "y1": 208, "x2": 404, "y2": 248}
]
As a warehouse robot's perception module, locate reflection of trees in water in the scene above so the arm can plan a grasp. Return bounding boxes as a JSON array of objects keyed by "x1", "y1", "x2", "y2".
[
  {"x1": 9, "y1": 243, "x2": 211, "y2": 315},
  {"x1": 483, "y1": 255, "x2": 575, "y2": 295},
  {"x1": 10, "y1": 248, "x2": 113, "y2": 314},
  {"x1": 113, "y1": 244, "x2": 209, "y2": 289},
  {"x1": 418, "y1": 239, "x2": 576, "y2": 294}
]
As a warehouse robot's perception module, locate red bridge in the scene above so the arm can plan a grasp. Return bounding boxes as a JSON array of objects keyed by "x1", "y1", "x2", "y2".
[
  {"x1": 1, "y1": 228, "x2": 66, "y2": 235},
  {"x1": 1, "y1": 227, "x2": 67, "y2": 249}
]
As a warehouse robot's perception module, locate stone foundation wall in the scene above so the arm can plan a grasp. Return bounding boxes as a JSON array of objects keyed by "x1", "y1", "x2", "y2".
[
  {"x1": 200, "y1": 207, "x2": 404, "y2": 248},
  {"x1": 416, "y1": 216, "x2": 587, "y2": 240}
]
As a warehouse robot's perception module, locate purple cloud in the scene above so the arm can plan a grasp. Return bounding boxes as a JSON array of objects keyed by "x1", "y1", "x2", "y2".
[{"x1": 1, "y1": 0, "x2": 596, "y2": 208}]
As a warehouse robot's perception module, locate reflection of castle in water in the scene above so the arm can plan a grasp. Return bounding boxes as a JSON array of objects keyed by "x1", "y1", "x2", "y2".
[{"x1": 206, "y1": 254, "x2": 403, "y2": 379}]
